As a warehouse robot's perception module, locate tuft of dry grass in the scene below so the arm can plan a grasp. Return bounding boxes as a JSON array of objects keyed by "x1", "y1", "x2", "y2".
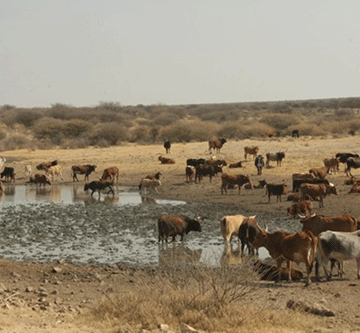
[{"x1": 88, "y1": 262, "x2": 322, "y2": 333}]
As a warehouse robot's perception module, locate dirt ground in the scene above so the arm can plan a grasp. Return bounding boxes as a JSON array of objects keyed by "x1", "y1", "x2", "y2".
[{"x1": 1, "y1": 135, "x2": 360, "y2": 332}]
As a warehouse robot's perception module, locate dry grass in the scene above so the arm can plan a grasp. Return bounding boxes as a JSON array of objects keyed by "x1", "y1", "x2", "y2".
[{"x1": 88, "y1": 262, "x2": 322, "y2": 333}]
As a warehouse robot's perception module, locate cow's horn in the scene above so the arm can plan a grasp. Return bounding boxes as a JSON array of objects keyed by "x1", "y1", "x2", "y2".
[
  {"x1": 264, "y1": 223, "x2": 268, "y2": 232},
  {"x1": 297, "y1": 213, "x2": 306, "y2": 219}
]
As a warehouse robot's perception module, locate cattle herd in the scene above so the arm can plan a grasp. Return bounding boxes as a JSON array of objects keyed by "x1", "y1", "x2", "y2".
[
  {"x1": 158, "y1": 141, "x2": 360, "y2": 286},
  {"x1": 1, "y1": 139, "x2": 360, "y2": 286}
]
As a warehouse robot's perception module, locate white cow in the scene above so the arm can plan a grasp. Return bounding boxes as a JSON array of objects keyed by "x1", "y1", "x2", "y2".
[
  {"x1": 25, "y1": 165, "x2": 32, "y2": 177},
  {"x1": 220, "y1": 215, "x2": 249, "y2": 247},
  {"x1": 45, "y1": 165, "x2": 64, "y2": 181},
  {"x1": 316, "y1": 230, "x2": 360, "y2": 281}
]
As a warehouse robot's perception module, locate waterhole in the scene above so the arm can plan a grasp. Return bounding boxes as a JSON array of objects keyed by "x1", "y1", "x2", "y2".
[{"x1": 0, "y1": 184, "x2": 270, "y2": 267}]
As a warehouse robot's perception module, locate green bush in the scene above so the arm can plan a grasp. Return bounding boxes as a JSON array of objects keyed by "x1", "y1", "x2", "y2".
[{"x1": 87, "y1": 123, "x2": 129, "y2": 146}]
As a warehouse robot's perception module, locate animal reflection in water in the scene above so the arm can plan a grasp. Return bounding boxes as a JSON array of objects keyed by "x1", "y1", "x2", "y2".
[
  {"x1": 26, "y1": 186, "x2": 61, "y2": 203},
  {"x1": 158, "y1": 243, "x2": 202, "y2": 265},
  {"x1": 220, "y1": 245, "x2": 243, "y2": 266}
]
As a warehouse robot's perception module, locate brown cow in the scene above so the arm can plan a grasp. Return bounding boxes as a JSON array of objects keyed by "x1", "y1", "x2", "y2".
[
  {"x1": 36, "y1": 160, "x2": 58, "y2": 171},
  {"x1": 244, "y1": 146, "x2": 259, "y2": 160},
  {"x1": 30, "y1": 174, "x2": 51, "y2": 187},
  {"x1": 287, "y1": 200, "x2": 313, "y2": 217},
  {"x1": 228, "y1": 161, "x2": 243, "y2": 168},
  {"x1": 323, "y1": 157, "x2": 340, "y2": 174},
  {"x1": 349, "y1": 183, "x2": 360, "y2": 193},
  {"x1": 208, "y1": 138, "x2": 227, "y2": 153},
  {"x1": 265, "y1": 130, "x2": 277, "y2": 138},
  {"x1": 221, "y1": 174, "x2": 252, "y2": 194},
  {"x1": 254, "y1": 260, "x2": 304, "y2": 282},
  {"x1": 309, "y1": 166, "x2": 330, "y2": 179},
  {"x1": 299, "y1": 183, "x2": 338, "y2": 208},
  {"x1": 252, "y1": 227, "x2": 318, "y2": 286},
  {"x1": 158, "y1": 215, "x2": 202, "y2": 243},
  {"x1": 299, "y1": 214, "x2": 358, "y2": 236},
  {"x1": 158, "y1": 156, "x2": 175, "y2": 164},
  {"x1": 266, "y1": 183, "x2": 287, "y2": 202},
  {"x1": 101, "y1": 166, "x2": 119, "y2": 183},
  {"x1": 72, "y1": 164, "x2": 97, "y2": 182}
]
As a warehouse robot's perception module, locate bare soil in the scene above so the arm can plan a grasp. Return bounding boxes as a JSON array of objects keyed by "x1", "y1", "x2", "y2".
[{"x1": 1, "y1": 135, "x2": 360, "y2": 332}]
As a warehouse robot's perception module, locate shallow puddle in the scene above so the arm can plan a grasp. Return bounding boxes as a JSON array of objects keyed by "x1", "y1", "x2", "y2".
[
  {"x1": 0, "y1": 185, "x2": 270, "y2": 267},
  {"x1": 0, "y1": 184, "x2": 185, "y2": 206}
]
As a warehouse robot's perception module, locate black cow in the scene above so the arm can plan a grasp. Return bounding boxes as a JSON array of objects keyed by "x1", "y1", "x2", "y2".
[
  {"x1": 0, "y1": 167, "x2": 15, "y2": 183},
  {"x1": 164, "y1": 140, "x2": 171, "y2": 154},
  {"x1": 292, "y1": 178, "x2": 330, "y2": 193},
  {"x1": 345, "y1": 157, "x2": 360, "y2": 177},
  {"x1": 255, "y1": 155, "x2": 265, "y2": 175},
  {"x1": 292, "y1": 130, "x2": 300, "y2": 138},
  {"x1": 84, "y1": 180, "x2": 114, "y2": 198},
  {"x1": 336, "y1": 153, "x2": 360, "y2": 164},
  {"x1": 195, "y1": 164, "x2": 216, "y2": 183},
  {"x1": 186, "y1": 158, "x2": 206, "y2": 167},
  {"x1": 238, "y1": 217, "x2": 261, "y2": 255},
  {"x1": 266, "y1": 183, "x2": 287, "y2": 202},
  {"x1": 158, "y1": 215, "x2": 202, "y2": 243},
  {"x1": 71, "y1": 164, "x2": 97, "y2": 182}
]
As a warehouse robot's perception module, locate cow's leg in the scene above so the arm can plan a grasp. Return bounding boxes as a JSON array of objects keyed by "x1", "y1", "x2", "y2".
[
  {"x1": 357, "y1": 259, "x2": 360, "y2": 279},
  {"x1": 287, "y1": 260, "x2": 292, "y2": 282}
]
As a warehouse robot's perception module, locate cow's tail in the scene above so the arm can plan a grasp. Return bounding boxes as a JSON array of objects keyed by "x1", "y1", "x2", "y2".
[{"x1": 304, "y1": 230, "x2": 318, "y2": 272}]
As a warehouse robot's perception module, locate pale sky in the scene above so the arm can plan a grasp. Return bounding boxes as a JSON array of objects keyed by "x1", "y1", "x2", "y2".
[{"x1": 1, "y1": 0, "x2": 360, "y2": 108}]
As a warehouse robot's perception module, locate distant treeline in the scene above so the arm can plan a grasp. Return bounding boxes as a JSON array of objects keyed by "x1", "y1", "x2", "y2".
[{"x1": 1, "y1": 97, "x2": 360, "y2": 150}]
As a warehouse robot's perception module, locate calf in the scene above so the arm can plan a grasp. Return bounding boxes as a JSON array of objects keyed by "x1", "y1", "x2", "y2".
[
  {"x1": 72, "y1": 164, "x2": 96, "y2": 182},
  {"x1": 323, "y1": 157, "x2": 340, "y2": 174},
  {"x1": 0, "y1": 167, "x2": 15, "y2": 183},
  {"x1": 287, "y1": 200, "x2": 313, "y2": 217},
  {"x1": 101, "y1": 166, "x2": 119, "y2": 183},
  {"x1": 158, "y1": 215, "x2": 202, "y2": 243},
  {"x1": 45, "y1": 165, "x2": 64, "y2": 181},
  {"x1": 228, "y1": 161, "x2": 243, "y2": 168},
  {"x1": 266, "y1": 152, "x2": 285, "y2": 167},
  {"x1": 221, "y1": 174, "x2": 252, "y2": 194},
  {"x1": 30, "y1": 174, "x2": 51, "y2": 187},
  {"x1": 25, "y1": 165, "x2": 32, "y2": 177},
  {"x1": 316, "y1": 230, "x2": 360, "y2": 281},
  {"x1": 185, "y1": 166, "x2": 194, "y2": 183},
  {"x1": 158, "y1": 156, "x2": 175, "y2": 164},
  {"x1": 139, "y1": 178, "x2": 161, "y2": 194},
  {"x1": 84, "y1": 180, "x2": 114, "y2": 198},
  {"x1": 266, "y1": 183, "x2": 287, "y2": 202}
]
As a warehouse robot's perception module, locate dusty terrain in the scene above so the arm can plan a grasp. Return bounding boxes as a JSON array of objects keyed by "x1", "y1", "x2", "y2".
[{"x1": 1, "y1": 135, "x2": 360, "y2": 332}]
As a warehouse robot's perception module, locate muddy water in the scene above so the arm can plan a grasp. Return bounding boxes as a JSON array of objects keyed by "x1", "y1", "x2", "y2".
[{"x1": 0, "y1": 185, "x2": 276, "y2": 267}]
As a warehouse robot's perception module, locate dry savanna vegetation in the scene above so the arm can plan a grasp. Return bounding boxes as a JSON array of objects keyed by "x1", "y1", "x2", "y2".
[{"x1": 1, "y1": 97, "x2": 360, "y2": 150}]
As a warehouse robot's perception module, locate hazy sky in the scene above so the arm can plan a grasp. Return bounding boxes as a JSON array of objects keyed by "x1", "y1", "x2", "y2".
[{"x1": 1, "y1": 1, "x2": 360, "y2": 108}]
